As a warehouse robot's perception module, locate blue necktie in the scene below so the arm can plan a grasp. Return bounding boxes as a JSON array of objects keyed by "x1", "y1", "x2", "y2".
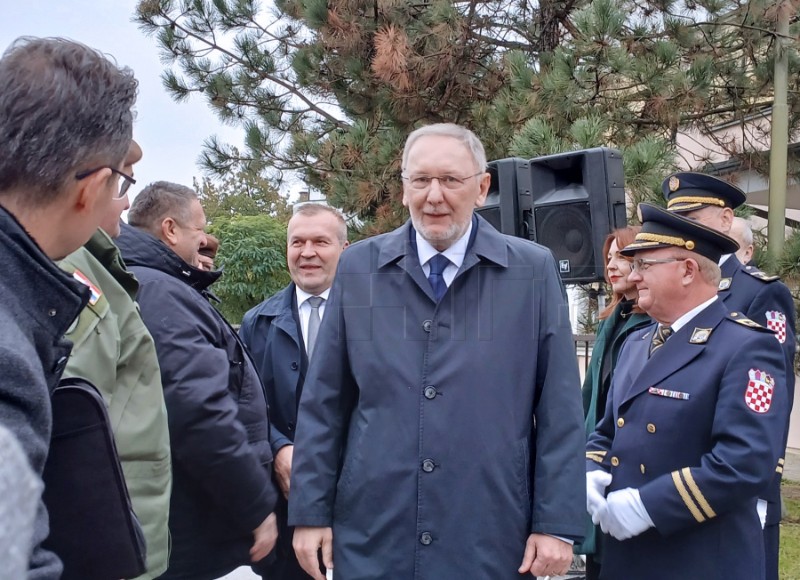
[{"x1": 427, "y1": 254, "x2": 450, "y2": 302}]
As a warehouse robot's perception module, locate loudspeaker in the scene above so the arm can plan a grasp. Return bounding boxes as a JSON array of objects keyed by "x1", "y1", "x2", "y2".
[
  {"x1": 475, "y1": 158, "x2": 533, "y2": 239},
  {"x1": 529, "y1": 148, "x2": 626, "y2": 284}
]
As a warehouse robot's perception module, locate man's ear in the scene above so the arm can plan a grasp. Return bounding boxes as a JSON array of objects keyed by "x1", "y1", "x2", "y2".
[
  {"x1": 73, "y1": 168, "x2": 112, "y2": 215},
  {"x1": 161, "y1": 217, "x2": 179, "y2": 246},
  {"x1": 474, "y1": 172, "x2": 491, "y2": 208},
  {"x1": 720, "y1": 207, "x2": 734, "y2": 233},
  {"x1": 682, "y1": 257, "x2": 699, "y2": 285}
]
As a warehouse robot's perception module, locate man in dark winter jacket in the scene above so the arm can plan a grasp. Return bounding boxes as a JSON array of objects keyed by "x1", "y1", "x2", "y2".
[
  {"x1": 0, "y1": 37, "x2": 137, "y2": 579},
  {"x1": 117, "y1": 181, "x2": 279, "y2": 580}
]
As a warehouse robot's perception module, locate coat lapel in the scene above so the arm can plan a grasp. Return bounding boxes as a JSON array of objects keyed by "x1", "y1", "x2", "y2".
[
  {"x1": 619, "y1": 300, "x2": 727, "y2": 407},
  {"x1": 377, "y1": 216, "x2": 510, "y2": 303}
]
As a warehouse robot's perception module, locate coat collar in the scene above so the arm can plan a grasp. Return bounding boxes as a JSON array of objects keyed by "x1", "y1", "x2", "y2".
[
  {"x1": 619, "y1": 299, "x2": 727, "y2": 406},
  {"x1": 117, "y1": 222, "x2": 222, "y2": 292},
  {"x1": 0, "y1": 204, "x2": 89, "y2": 337},
  {"x1": 377, "y1": 214, "x2": 509, "y2": 272},
  {"x1": 250, "y1": 283, "x2": 301, "y2": 343},
  {"x1": 376, "y1": 215, "x2": 508, "y2": 303}
]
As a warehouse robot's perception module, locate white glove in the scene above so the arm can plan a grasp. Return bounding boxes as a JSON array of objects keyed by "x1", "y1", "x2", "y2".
[
  {"x1": 586, "y1": 470, "x2": 612, "y2": 524},
  {"x1": 757, "y1": 499, "x2": 767, "y2": 529},
  {"x1": 600, "y1": 488, "x2": 654, "y2": 540}
]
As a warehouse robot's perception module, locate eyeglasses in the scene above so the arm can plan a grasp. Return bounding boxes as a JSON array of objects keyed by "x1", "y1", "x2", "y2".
[
  {"x1": 631, "y1": 257, "x2": 684, "y2": 272},
  {"x1": 75, "y1": 166, "x2": 136, "y2": 200},
  {"x1": 402, "y1": 173, "x2": 483, "y2": 191}
]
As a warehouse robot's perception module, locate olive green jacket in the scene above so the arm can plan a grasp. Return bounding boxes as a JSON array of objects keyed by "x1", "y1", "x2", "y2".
[{"x1": 59, "y1": 230, "x2": 171, "y2": 579}]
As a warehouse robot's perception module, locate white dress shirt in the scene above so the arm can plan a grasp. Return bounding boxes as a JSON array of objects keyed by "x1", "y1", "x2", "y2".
[
  {"x1": 295, "y1": 287, "x2": 331, "y2": 354},
  {"x1": 414, "y1": 220, "x2": 472, "y2": 285}
]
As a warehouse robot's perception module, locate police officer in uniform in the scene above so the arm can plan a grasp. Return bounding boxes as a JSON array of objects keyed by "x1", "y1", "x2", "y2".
[
  {"x1": 586, "y1": 204, "x2": 789, "y2": 580},
  {"x1": 663, "y1": 172, "x2": 796, "y2": 579}
]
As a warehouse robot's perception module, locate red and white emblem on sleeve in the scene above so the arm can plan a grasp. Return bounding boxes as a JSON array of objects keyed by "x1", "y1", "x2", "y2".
[
  {"x1": 745, "y1": 369, "x2": 775, "y2": 413},
  {"x1": 765, "y1": 311, "x2": 787, "y2": 344}
]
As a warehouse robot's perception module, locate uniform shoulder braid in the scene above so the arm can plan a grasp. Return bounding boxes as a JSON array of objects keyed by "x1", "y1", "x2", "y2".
[
  {"x1": 727, "y1": 311, "x2": 773, "y2": 333},
  {"x1": 742, "y1": 265, "x2": 780, "y2": 283}
]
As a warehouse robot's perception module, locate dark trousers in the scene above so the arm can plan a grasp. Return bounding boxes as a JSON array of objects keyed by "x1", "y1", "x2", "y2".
[{"x1": 764, "y1": 522, "x2": 779, "y2": 580}]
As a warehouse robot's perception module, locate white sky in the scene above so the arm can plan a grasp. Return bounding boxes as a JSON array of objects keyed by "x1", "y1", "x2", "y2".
[{"x1": 0, "y1": 0, "x2": 245, "y2": 199}]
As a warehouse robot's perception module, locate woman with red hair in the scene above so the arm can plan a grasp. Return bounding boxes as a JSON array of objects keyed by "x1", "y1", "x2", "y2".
[{"x1": 578, "y1": 226, "x2": 651, "y2": 579}]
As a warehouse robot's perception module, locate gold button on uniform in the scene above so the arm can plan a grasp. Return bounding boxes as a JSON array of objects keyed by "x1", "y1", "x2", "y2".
[
  {"x1": 647, "y1": 423, "x2": 656, "y2": 433},
  {"x1": 611, "y1": 457, "x2": 620, "y2": 467},
  {"x1": 617, "y1": 418, "x2": 625, "y2": 428}
]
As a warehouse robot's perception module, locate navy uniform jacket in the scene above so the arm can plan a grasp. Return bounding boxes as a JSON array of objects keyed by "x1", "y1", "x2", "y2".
[
  {"x1": 719, "y1": 255, "x2": 796, "y2": 524},
  {"x1": 587, "y1": 299, "x2": 788, "y2": 580},
  {"x1": 288, "y1": 216, "x2": 586, "y2": 579}
]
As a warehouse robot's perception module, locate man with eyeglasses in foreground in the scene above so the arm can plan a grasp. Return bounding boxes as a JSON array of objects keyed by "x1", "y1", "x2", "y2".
[
  {"x1": 58, "y1": 140, "x2": 172, "y2": 579},
  {"x1": 290, "y1": 123, "x2": 586, "y2": 579},
  {"x1": 586, "y1": 203, "x2": 788, "y2": 580},
  {"x1": 116, "y1": 181, "x2": 279, "y2": 580},
  {"x1": 0, "y1": 36, "x2": 137, "y2": 578},
  {"x1": 662, "y1": 172, "x2": 796, "y2": 580}
]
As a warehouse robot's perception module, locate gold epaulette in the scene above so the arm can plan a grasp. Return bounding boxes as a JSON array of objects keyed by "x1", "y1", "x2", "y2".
[
  {"x1": 728, "y1": 312, "x2": 769, "y2": 331},
  {"x1": 743, "y1": 267, "x2": 780, "y2": 282}
]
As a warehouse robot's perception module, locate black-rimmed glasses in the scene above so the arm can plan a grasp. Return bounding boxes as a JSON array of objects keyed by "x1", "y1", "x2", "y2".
[{"x1": 75, "y1": 166, "x2": 136, "y2": 200}]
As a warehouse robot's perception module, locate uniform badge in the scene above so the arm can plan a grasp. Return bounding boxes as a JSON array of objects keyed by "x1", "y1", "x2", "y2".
[
  {"x1": 718, "y1": 278, "x2": 732, "y2": 291},
  {"x1": 668, "y1": 176, "x2": 680, "y2": 192},
  {"x1": 72, "y1": 269, "x2": 102, "y2": 306},
  {"x1": 765, "y1": 311, "x2": 787, "y2": 344},
  {"x1": 689, "y1": 328, "x2": 712, "y2": 344},
  {"x1": 745, "y1": 369, "x2": 774, "y2": 413}
]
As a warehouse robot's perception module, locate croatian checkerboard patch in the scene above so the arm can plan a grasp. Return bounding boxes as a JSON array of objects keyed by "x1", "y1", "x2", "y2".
[
  {"x1": 745, "y1": 369, "x2": 774, "y2": 413},
  {"x1": 765, "y1": 311, "x2": 787, "y2": 344}
]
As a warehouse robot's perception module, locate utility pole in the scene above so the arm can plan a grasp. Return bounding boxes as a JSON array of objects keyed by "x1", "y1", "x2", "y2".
[{"x1": 767, "y1": 0, "x2": 790, "y2": 262}]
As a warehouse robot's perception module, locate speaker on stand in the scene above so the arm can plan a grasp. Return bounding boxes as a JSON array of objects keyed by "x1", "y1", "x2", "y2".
[
  {"x1": 528, "y1": 148, "x2": 626, "y2": 284},
  {"x1": 475, "y1": 157, "x2": 533, "y2": 239}
]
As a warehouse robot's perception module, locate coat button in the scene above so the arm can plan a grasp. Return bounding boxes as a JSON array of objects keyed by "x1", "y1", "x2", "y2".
[
  {"x1": 422, "y1": 459, "x2": 435, "y2": 473},
  {"x1": 422, "y1": 320, "x2": 432, "y2": 332},
  {"x1": 617, "y1": 417, "x2": 625, "y2": 428},
  {"x1": 610, "y1": 456, "x2": 620, "y2": 467},
  {"x1": 647, "y1": 423, "x2": 656, "y2": 433},
  {"x1": 52, "y1": 356, "x2": 68, "y2": 374},
  {"x1": 424, "y1": 386, "x2": 437, "y2": 400},
  {"x1": 420, "y1": 532, "x2": 433, "y2": 545},
  {"x1": 290, "y1": 361, "x2": 299, "y2": 370},
  {"x1": 48, "y1": 308, "x2": 57, "y2": 317},
  {"x1": 287, "y1": 421, "x2": 295, "y2": 432}
]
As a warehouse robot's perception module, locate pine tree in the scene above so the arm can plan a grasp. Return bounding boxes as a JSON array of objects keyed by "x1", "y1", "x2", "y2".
[{"x1": 137, "y1": 0, "x2": 800, "y2": 229}]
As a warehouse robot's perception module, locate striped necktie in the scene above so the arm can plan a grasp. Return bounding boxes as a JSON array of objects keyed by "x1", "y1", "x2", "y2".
[{"x1": 649, "y1": 325, "x2": 673, "y2": 357}]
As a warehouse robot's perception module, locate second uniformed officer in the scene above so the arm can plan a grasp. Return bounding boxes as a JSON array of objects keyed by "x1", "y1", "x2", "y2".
[
  {"x1": 586, "y1": 204, "x2": 789, "y2": 580},
  {"x1": 663, "y1": 171, "x2": 796, "y2": 579}
]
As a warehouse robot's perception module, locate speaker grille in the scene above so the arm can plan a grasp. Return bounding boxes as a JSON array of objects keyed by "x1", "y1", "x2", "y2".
[{"x1": 534, "y1": 202, "x2": 600, "y2": 283}]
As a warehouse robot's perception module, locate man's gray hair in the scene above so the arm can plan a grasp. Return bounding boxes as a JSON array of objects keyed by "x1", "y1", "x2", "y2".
[
  {"x1": 731, "y1": 216, "x2": 754, "y2": 246},
  {"x1": 0, "y1": 37, "x2": 137, "y2": 206},
  {"x1": 675, "y1": 249, "x2": 721, "y2": 287},
  {"x1": 292, "y1": 203, "x2": 348, "y2": 243},
  {"x1": 402, "y1": 124, "x2": 487, "y2": 174},
  {"x1": 128, "y1": 181, "x2": 198, "y2": 237}
]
